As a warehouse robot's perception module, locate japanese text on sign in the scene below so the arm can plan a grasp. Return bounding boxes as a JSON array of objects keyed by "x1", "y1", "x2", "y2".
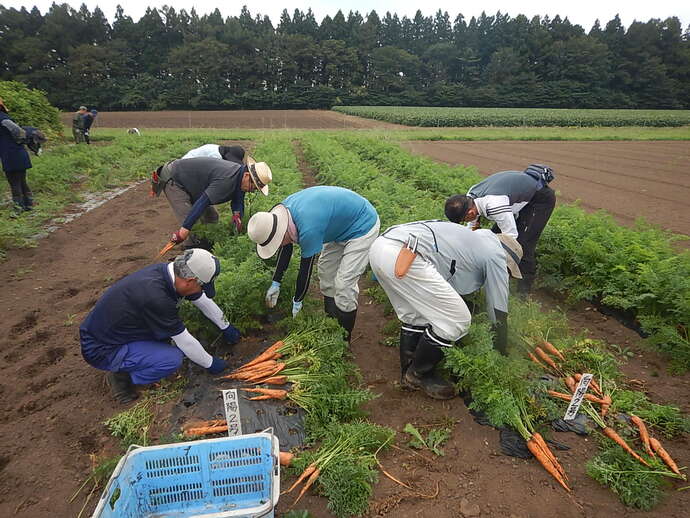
[
  {"x1": 564, "y1": 373, "x2": 593, "y2": 421},
  {"x1": 221, "y1": 389, "x2": 243, "y2": 436}
]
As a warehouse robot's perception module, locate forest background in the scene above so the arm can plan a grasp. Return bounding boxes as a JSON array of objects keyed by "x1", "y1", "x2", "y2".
[{"x1": 1, "y1": 4, "x2": 689, "y2": 110}]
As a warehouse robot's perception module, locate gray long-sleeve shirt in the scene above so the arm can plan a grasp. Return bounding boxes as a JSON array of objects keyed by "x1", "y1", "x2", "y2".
[{"x1": 382, "y1": 220, "x2": 509, "y2": 322}]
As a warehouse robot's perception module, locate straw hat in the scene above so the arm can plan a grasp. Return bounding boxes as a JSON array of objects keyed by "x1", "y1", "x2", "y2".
[
  {"x1": 247, "y1": 205, "x2": 289, "y2": 259},
  {"x1": 245, "y1": 156, "x2": 272, "y2": 196},
  {"x1": 496, "y1": 234, "x2": 523, "y2": 279}
]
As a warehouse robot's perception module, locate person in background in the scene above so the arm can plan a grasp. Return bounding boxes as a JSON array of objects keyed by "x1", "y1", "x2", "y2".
[
  {"x1": 369, "y1": 220, "x2": 523, "y2": 399},
  {"x1": 72, "y1": 105, "x2": 87, "y2": 143},
  {"x1": 247, "y1": 186, "x2": 380, "y2": 341},
  {"x1": 80, "y1": 249, "x2": 242, "y2": 404},
  {"x1": 444, "y1": 164, "x2": 556, "y2": 295},
  {"x1": 152, "y1": 156, "x2": 272, "y2": 248},
  {"x1": 81, "y1": 109, "x2": 98, "y2": 144},
  {"x1": 181, "y1": 144, "x2": 247, "y2": 232},
  {"x1": 0, "y1": 97, "x2": 36, "y2": 215}
]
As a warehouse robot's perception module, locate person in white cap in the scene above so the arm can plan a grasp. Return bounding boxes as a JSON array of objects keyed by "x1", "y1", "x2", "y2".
[
  {"x1": 79, "y1": 249, "x2": 241, "y2": 403},
  {"x1": 151, "y1": 156, "x2": 272, "y2": 248},
  {"x1": 368, "y1": 221, "x2": 523, "y2": 400},
  {"x1": 247, "y1": 186, "x2": 380, "y2": 341}
]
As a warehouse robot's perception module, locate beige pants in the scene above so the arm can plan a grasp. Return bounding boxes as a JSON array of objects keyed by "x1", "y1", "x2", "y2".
[
  {"x1": 368, "y1": 236, "x2": 471, "y2": 343},
  {"x1": 318, "y1": 217, "x2": 380, "y2": 312},
  {"x1": 164, "y1": 181, "x2": 219, "y2": 247}
]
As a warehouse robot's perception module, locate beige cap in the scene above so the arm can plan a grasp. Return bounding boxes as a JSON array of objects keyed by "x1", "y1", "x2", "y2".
[{"x1": 246, "y1": 156, "x2": 272, "y2": 196}]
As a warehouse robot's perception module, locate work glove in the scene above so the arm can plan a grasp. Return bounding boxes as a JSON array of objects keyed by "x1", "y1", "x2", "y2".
[
  {"x1": 265, "y1": 281, "x2": 280, "y2": 308},
  {"x1": 222, "y1": 324, "x2": 241, "y2": 345},
  {"x1": 292, "y1": 299, "x2": 303, "y2": 318},
  {"x1": 232, "y1": 212, "x2": 242, "y2": 233},
  {"x1": 207, "y1": 356, "x2": 227, "y2": 375}
]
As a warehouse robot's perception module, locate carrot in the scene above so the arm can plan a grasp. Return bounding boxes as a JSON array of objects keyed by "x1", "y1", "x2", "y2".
[
  {"x1": 220, "y1": 363, "x2": 285, "y2": 381},
  {"x1": 528, "y1": 352, "x2": 546, "y2": 369},
  {"x1": 547, "y1": 390, "x2": 607, "y2": 405},
  {"x1": 534, "y1": 347, "x2": 560, "y2": 371},
  {"x1": 573, "y1": 373, "x2": 603, "y2": 397},
  {"x1": 183, "y1": 424, "x2": 228, "y2": 437},
  {"x1": 241, "y1": 340, "x2": 285, "y2": 369},
  {"x1": 283, "y1": 462, "x2": 318, "y2": 494},
  {"x1": 600, "y1": 394, "x2": 612, "y2": 417},
  {"x1": 526, "y1": 438, "x2": 570, "y2": 491},
  {"x1": 251, "y1": 375, "x2": 288, "y2": 385},
  {"x1": 602, "y1": 427, "x2": 650, "y2": 467},
  {"x1": 532, "y1": 432, "x2": 568, "y2": 482},
  {"x1": 541, "y1": 340, "x2": 565, "y2": 361},
  {"x1": 279, "y1": 451, "x2": 294, "y2": 467},
  {"x1": 564, "y1": 376, "x2": 577, "y2": 393},
  {"x1": 649, "y1": 437, "x2": 682, "y2": 476},
  {"x1": 630, "y1": 415, "x2": 654, "y2": 457},
  {"x1": 250, "y1": 395, "x2": 275, "y2": 400},
  {"x1": 241, "y1": 387, "x2": 288, "y2": 400},
  {"x1": 293, "y1": 467, "x2": 321, "y2": 505},
  {"x1": 233, "y1": 360, "x2": 278, "y2": 374}
]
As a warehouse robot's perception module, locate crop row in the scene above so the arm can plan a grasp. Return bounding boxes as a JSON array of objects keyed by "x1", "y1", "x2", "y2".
[
  {"x1": 332, "y1": 106, "x2": 690, "y2": 127},
  {"x1": 305, "y1": 134, "x2": 690, "y2": 372}
]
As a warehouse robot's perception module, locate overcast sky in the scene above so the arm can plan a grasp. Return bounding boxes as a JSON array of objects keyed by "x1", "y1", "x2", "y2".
[{"x1": 5, "y1": 1, "x2": 689, "y2": 30}]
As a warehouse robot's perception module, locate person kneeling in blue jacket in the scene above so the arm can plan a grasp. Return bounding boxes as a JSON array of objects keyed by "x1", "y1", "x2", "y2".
[{"x1": 80, "y1": 249, "x2": 241, "y2": 403}]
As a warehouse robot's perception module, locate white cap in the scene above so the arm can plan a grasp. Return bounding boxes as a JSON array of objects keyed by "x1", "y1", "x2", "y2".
[{"x1": 174, "y1": 249, "x2": 221, "y2": 297}]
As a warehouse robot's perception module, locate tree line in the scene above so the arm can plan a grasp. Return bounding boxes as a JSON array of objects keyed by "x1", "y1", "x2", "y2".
[{"x1": 1, "y1": 4, "x2": 689, "y2": 110}]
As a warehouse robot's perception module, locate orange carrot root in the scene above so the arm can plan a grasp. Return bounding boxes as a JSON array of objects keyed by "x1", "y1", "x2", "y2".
[
  {"x1": 526, "y1": 438, "x2": 570, "y2": 491},
  {"x1": 534, "y1": 347, "x2": 560, "y2": 371},
  {"x1": 600, "y1": 394, "x2": 612, "y2": 417},
  {"x1": 649, "y1": 438, "x2": 682, "y2": 476},
  {"x1": 251, "y1": 375, "x2": 288, "y2": 385},
  {"x1": 573, "y1": 373, "x2": 603, "y2": 397},
  {"x1": 602, "y1": 427, "x2": 650, "y2": 467},
  {"x1": 630, "y1": 415, "x2": 654, "y2": 457},
  {"x1": 279, "y1": 451, "x2": 294, "y2": 467},
  {"x1": 293, "y1": 467, "x2": 321, "y2": 505},
  {"x1": 532, "y1": 432, "x2": 569, "y2": 482},
  {"x1": 547, "y1": 390, "x2": 606, "y2": 405},
  {"x1": 528, "y1": 352, "x2": 546, "y2": 369},
  {"x1": 240, "y1": 340, "x2": 285, "y2": 369},
  {"x1": 564, "y1": 376, "x2": 577, "y2": 393},
  {"x1": 242, "y1": 387, "x2": 288, "y2": 399},
  {"x1": 283, "y1": 463, "x2": 318, "y2": 494},
  {"x1": 541, "y1": 340, "x2": 565, "y2": 361}
]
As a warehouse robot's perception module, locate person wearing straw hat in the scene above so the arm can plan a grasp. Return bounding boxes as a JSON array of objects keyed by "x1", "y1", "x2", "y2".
[
  {"x1": 368, "y1": 221, "x2": 523, "y2": 400},
  {"x1": 80, "y1": 249, "x2": 241, "y2": 403},
  {"x1": 247, "y1": 186, "x2": 380, "y2": 341},
  {"x1": 152, "y1": 155, "x2": 272, "y2": 249},
  {"x1": 181, "y1": 144, "x2": 248, "y2": 232},
  {"x1": 444, "y1": 164, "x2": 556, "y2": 295}
]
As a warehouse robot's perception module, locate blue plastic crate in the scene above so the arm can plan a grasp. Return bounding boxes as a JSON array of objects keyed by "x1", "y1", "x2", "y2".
[{"x1": 91, "y1": 431, "x2": 280, "y2": 518}]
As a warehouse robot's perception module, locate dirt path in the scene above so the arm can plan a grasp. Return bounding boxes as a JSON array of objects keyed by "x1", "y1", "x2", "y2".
[
  {"x1": 0, "y1": 182, "x2": 178, "y2": 517},
  {"x1": 403, "y1": 141, "x2": 690, "y2": 235},
  {"x1": 60, "y1": 110, "x2": 405, "y2": 130}
]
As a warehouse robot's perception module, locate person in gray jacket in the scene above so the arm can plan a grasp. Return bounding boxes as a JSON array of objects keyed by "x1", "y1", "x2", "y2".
[
  {"x1": 445, "y1": 164, "x2": 555, "y2": 294},
  {"x1": 369, "y1": 221, "x2": 523, "y2": 399}
]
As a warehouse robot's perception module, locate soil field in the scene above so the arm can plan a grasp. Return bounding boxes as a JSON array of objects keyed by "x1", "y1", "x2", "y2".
[
  {"x1": 0, "y1": 146, "x2": 688, "y2": 518},
  {"x1": 403, "y1": 140, "x2": 690, "y2": 235},
  {"x1": 60, "y1": 109, "x2": 403, "y2": 129}
]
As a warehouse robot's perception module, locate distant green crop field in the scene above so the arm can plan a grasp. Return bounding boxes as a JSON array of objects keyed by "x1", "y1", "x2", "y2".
[{"x1": 332, "y1": 106, "x2": 690, "y2": 127}]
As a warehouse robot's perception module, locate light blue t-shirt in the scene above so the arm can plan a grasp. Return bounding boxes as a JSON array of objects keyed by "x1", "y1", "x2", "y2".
[{"x1": 281, "y1": 186, "x2": 378, "y2": 257}]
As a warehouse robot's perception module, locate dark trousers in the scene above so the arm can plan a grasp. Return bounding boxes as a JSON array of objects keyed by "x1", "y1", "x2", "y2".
[
  {"x1": 4, "y1": 169, "x2": 32, "y2": 202},
  {"x1": 515, "y1": 186, "x2": 556, "y2": 284}
]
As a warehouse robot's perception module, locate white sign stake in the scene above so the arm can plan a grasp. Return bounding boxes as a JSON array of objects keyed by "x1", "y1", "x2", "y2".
[
  {"x1": 221, "y1": 389, "x2": 243, "y2": 436},
  {"x1": 564, "y1": 373, "x2": 593, "y2": 421}
]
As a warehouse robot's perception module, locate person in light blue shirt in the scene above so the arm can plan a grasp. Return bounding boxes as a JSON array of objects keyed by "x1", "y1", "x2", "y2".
[{"x1": 247, "y1": 186, "x2": 380, "y2": 340}]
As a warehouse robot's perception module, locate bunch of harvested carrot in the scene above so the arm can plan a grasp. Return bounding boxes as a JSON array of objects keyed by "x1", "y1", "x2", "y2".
[
  {"x1": 183, "y1": 419, "x2": 228, "y2": 437},
  {"x1": 241, "y1": 387, "x2": 288, "y2": 401}
]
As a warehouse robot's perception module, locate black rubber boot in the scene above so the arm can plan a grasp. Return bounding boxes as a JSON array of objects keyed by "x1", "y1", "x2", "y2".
[
  {"x1": 403, "y1": 332, "x2": 456, "y2": 400},
  {"x1": 108, "y1": 371, "x2": 139, "y2": 404},
  {"x1": 22, "y1": 195, "x2": 34, "y2": 211},
  {"x1": 323, "y1": 296, "x2": 338, "y2": 318},
  {"x1": 517, "y1": 276, "x2": 534, "y2": 297},
  {"x1": 10, "y1": 197, "x2": 24, "y2": 217},
  {"x1": 399, "y1": 325, "x2": 423, "y2": 386},
  {"x1": 335, "y1": 308, "x2": 357, "y2": 342}
]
